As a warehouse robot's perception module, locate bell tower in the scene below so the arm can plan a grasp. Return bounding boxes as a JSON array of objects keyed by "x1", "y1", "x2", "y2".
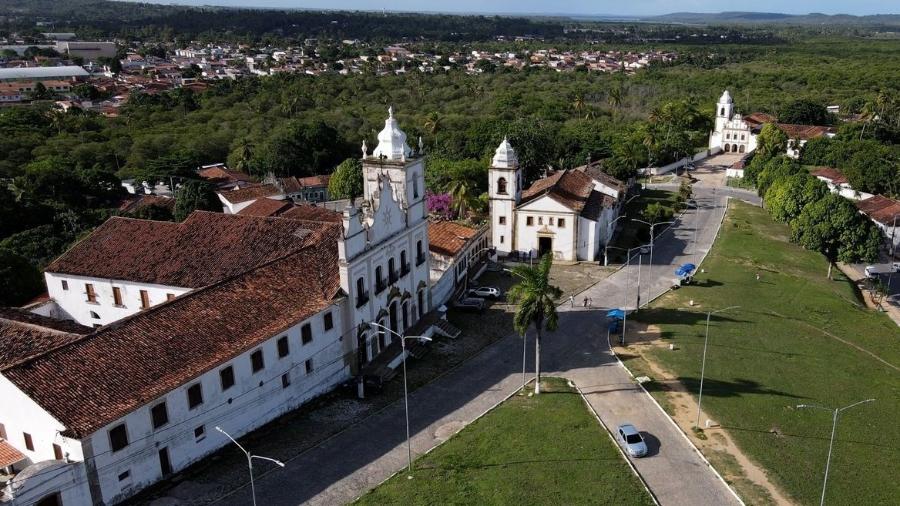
[
  {"x1": 716, "y1": 90, "x2": 734, "y2": 133},
  {"x1": 488, "y1": 137, "x2": 521, "y2": 256}
]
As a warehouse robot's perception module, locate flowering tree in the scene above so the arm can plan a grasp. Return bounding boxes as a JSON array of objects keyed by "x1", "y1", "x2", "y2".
[{"x1": 426, "y1": 192, "x2": 454, "y2": 220}]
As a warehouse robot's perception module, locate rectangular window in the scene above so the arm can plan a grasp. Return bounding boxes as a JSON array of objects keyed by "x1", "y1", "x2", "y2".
[
  {"x1": 538, "y1": 217, "x2": 543, "y2": 225},
  {"x1": 108, "y1": 424, "x2": 128, "y2": 452},
  {"x1": 281, "y1": 372, "x2": 291, "y2": 388},
  {"x1": 166, "y1": 293, "x2": 175, "y2": 301},
  {"x1": 499, "y1": 216, "x2": 506, "y2": 225},
  {"x1": 549, "y1": 217, "x2": 554, "y2": 225},
  {"x1": 23, "y1": 432, "x2": 34, "y2": 451},
  {"x1": 558, "y1": 218, "x2": 565, "y2": 228},
  {"x1": 118, "y1": 470, "x2": 130, "y2": 481},
  {"x1": 526, "y1": 216, "x2": 534, "y2": 226},
  {"x1": 305, "y1": 359, "x2": 314, "y2": 374},
  {"x1": 301, "y1": 324, "x2": 312, "y2": 345},
  {"x1": 187, "y1": 383, "x2": 203, "y2": 409},
  {"x1": 53, "y1": 443, "x2": 63, "y2": 460},
  {"x1": 277, "y1": 336, "x2": 289, "y2": 358},
  {"x1": 150, "y1": 402, "x2": 168, "y2": 429},
  {"x1": 500, "y1": 235, "x2": 505, "y2": 244},
  {"x1": 61, "y1": 280, "x2": 68, "y2": 291},
  {"x1": 250, "y1": 349, "x2": 264, "y2": 373},
  {"x1": 112, "y1": 287, "x2": 123, "y2": 306},
  {"x1": 324, "y1": 312, "x2": 333, "y2": 330},
  {"x1": 220, "y1": 366, "x2": 235, "y2": 391},
  {"x1": 85, "y1": 284, "x2": 96, "y2": 303},
  {"x1": 140, "y1": 290, "x2": 150, "y2": 309},
  {"x1": 194, "y1": 425, "x2": 205, "y2": 440}
]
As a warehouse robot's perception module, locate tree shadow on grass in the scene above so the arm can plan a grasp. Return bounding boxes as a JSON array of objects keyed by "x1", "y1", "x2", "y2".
[{"x1": 646, "y1": 377, "x2": 807, "y2": 400}]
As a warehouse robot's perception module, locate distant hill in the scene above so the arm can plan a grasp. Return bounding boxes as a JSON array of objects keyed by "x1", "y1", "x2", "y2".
[{"x1": 644, "y1": 11, "x2": 900, "y2": 26}]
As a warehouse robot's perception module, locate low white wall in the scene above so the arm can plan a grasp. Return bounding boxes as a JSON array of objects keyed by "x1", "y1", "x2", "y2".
[{"x1": 646, "y1": 148, "x2": 721, "y2": 176}]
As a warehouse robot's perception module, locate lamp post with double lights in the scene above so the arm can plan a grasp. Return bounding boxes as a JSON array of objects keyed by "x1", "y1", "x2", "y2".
[
  {"x1": 367, "y1": 321, "x2": 432, "y2": 477},
  {"x1": 631, "y1": 219, "x2": 675, "y2": 307},
  {"x1": 215, "y1": 426, "x2": 285, "y2": 506},
  {"x1": 795, "y1": 399, "x2": 876, "y2": 506}
]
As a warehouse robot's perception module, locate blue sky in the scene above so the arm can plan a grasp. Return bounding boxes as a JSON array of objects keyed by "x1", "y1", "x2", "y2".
[{"x1": 139, "y1": 1, "x2": 899, "y2": 16}]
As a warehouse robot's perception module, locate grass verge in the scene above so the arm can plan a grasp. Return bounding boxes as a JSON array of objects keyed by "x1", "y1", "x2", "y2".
[
  {"x1": 355, "y1": 378, "x2": 654, "y2": 506},
  {"x1": 631, "y1": 200, "x2": 900, "y2": 505}
]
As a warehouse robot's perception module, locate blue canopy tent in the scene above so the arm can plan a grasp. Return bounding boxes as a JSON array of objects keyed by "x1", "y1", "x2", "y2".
[
  {"x1": 675, "y1": 263, "x2": 696, "y2": 278},
  {"x1": 606, "y1": 308, "x2": 625, "y2": 334},
  {"x1": 606, "y1": 309, "x2": 626, "y2": 320}
]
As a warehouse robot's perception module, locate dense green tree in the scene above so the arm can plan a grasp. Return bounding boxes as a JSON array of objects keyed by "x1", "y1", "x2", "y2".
[
  {"x1": 174, "y1": 180, "x2": 220, "y2": 221},
  {"x1": 425, "y1": 157, "x2": 488, "y2": 195},
  {"x1": 253, "y1": 119, "x2": 349, "y2": 177},
  {"x1": 779, "y1": 99, "x2": 834, "y2": 125},
  {"x1": 764, "y1": 173, "x2": 828, "y2": 223},
  {"x1": 755, "y1": 123, "x2": 789, "y2": 160},
  {"x1": 756, "y1": 155, "x2": 803, "y2": 199},
  {"x1": 791, "y1": 193, "x2": 882, "y2": 278},
  {"x1": 507, "y1": 253, "x2": 562, "y2": 395},
  {"x1": 327, "y1": 158, "x2": 364, "y2": 200},
  {"x1": 0, "y1": 248, "x2": 44, "y2": 306}
]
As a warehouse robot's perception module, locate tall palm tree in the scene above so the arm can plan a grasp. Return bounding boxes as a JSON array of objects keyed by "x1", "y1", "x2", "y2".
[
  {"x1": 447, "y1": 178, "x2": 472, "y2": 218},
  {"x1": 571, "y1": 93, "x2": 586, "y2": 116},
  {"x1": 508, "y1": 253, "x2": 563, "y2": 394},
  {"x1": 607, "y1": 85, "x2": 624, "y2": 111},
  {"x1": 423, "y1": 111, "x2": 442, "y2": 136}
]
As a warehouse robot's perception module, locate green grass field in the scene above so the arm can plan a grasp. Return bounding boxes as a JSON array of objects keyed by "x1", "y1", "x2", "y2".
[
  {"x1": 355, "y1": 378, "x2": 654, "y2": 506},
  {"x1": 633, "y1": 201, "x2": 900, "y2": 505}
]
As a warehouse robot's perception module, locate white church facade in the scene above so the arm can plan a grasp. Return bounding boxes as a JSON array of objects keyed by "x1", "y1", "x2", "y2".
[
  {"x1": 489, "y1": 139, "x2": 624, "y2": 263},
  {"x1": 0, "y1": 109, "x2": 434, "y2": 505}
]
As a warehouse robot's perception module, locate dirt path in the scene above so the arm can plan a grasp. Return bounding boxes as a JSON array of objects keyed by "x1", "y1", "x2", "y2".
[{"x1": 614, "y1": 322, "x2": 795, "y2": 506}]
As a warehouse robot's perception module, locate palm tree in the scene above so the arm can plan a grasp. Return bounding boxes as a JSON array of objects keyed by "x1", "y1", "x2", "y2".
[
  {"x1": 447, "y1": 179, "x2": 472, "y2": 218},
  {"x1": 423, "y1": 111, "x2": 442, "y2": 136},
  {"x1": 508, "y1": 253, "x2": 563, "y2": 395},
  {"x1": 234, "y1": 141, "x2": 254, "y2": 172},
  {"x1": 607, "y1": 85, "x2": 624, "y2": 111},
  {"x1": 571, "y1": 93, "x2": 585, "y2": 116}
]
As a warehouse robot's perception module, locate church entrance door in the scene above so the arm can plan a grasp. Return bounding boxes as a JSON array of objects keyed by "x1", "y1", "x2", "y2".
[{"x1": 538, "y1": 237, "x2": 553, "y2": 258}]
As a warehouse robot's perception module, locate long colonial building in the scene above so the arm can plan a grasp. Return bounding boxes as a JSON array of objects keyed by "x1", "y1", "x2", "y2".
[{"x1": 0, "y1": 109, "x2": 433, "y2": 505}]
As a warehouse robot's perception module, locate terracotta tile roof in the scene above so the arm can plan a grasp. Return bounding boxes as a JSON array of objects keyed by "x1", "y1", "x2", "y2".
[
  {"x1": 219, "y1": 184, "x2": 283, "y2": 204},
  {"x1": 777, "y1": 123, "x2": 834, "y2": 140},
  {"x1": 521, "y1": 169, "x2": 602, "y2": 219},
  {"x1": 428, "y1": 221, "x2": 477, "y2": 257},
  {"x1": 45, "y1": 212, "x2": 319, "y2": 288},
  {"x1": 237, "y1": 198, "x2": 294, "y2": 217},
  {"x1": 0, "y1": 307, "x2": 90, "y2": 370},
  {"x1": 3, "y1": 224, "x2": 342, "y2": 438},
  {"x1": 198, "y1": 167, "x2": 254, "y2": 185},
  {"x1": 574, "y1": 161, "x2": 624, "y2": 192},
  {"x1": 810, "y1": 167, "x2": 848, "y2": 185},
  {"x1": 0, "y1": 440, "x2": 26, "y2": 468},
  {"x1": 276, "y1": 176, "x2": 330, "y2": 194},
  {"x1": 298, "y1": 175, "x2": 330, "y2": 187},
  {"x1": 743, "y1": 112, "x2": 776, "y2": 128},
  {"x1": 118, "y1": 195, "x2": 175, "y2": 214},
  {"x1": 856, "y1": 195, "x2": 900, "y2": 226},
  {"x1": 278, "y1": 204, "x2": 343, "y2": 223}
]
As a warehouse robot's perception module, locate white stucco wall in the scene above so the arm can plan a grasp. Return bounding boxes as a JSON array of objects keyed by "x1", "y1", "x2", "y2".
[
  {"x1": 0, "y1": 374, "x2": 86, "y2": 466},
  {"x1": 45, "y1": 272, "x2": 191, "y2": 327},
  {"x1": 515, "y1": 197, "x2": 578, "y2": 261},
  {"x1": 84, "y1": 303, "x2": 349, "y2": 504}
]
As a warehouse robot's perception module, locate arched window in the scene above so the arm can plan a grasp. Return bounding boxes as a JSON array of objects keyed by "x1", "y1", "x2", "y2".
[
  {"x1": 732, "y1": 144, "x2": 738, "y2": 152},
  {"x1": 497, "y1": 177, "x2": 508, "y2": 195},
  {"x1": 388, "y1": 258, "x2": 396, "y2": 283},
  {"x1": 739, "y1": 145, "x2": 745, "y2": 153},
  {"x1": 412, "y1": 174, "x2": 419, "y2": 199},
  {"x1": 720, "y1": 107, "x2": 725, "y2": 116},
  {"x1": 375, "y1": 266, "x2": 384, "y2": 292},
  {"x1": 400, "y1": 250, "x2": 408, "y2": 275},
  {"x1": 724, "y1": 144, "x2": 731, "y2": 152}
]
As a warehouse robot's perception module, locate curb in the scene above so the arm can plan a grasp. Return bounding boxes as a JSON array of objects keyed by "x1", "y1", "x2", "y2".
[
  {"x1": 352, "y1": 378, "x2": 535, "y2": 502},
  {"x1": 608, "y1": 198, "x2": 746, "y2": 506},
  {"x1": 574, "y1": 384, "x2": 660, "y2": 506}
]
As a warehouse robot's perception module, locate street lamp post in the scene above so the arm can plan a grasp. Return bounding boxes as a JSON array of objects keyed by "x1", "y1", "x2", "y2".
[
  {"x1": 368, "y1": 321, "x2": 432, "y2": 477},
  {"x1": 503, "y1": 267, "x2": 530, "y2": 389},
  {"x1": 215, "y1": 426, "x2": 285, "y2": 506},
  {"x1": 695, "y1": 305, "x2": 740, "y2": 427},
  {"x1": 603, "y1": 214, "x2": 629, "y2": 266},
  {"x1": 632, "y1": 219, "x2": 675, "y2": 308},
  {"x1": 795, "y1": 399, "x2": 876, "y2": 506},
  {"x1": 620, "y1": 244, "x2": 650, "y2": 345}
]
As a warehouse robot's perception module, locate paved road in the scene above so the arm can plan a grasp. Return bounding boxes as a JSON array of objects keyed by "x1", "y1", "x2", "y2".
[{"x1": 217, "y1": 188, "x2": 751, "y2": 506}]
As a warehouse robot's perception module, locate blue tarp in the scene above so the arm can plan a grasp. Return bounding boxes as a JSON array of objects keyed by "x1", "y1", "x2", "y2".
[
  {"x1": 675, "y1": 263, "x2": 697, "y2": 277},
  {"x1": 606, "y1": 309, "x2": 626, "y2": 320}
]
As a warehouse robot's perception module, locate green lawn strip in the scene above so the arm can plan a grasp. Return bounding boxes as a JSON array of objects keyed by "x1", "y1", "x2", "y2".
[
  {"x1": 633, "y1": 201, "x2": 900, "y2": 505},
  {"x1": 355, "y1": 378, "x2": 654, "y2": 506}
]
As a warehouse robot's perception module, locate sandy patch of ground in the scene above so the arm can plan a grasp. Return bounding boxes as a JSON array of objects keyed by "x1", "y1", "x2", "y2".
[{"x1": 614, "y1": 322, "x2": 793, "y2": 506}]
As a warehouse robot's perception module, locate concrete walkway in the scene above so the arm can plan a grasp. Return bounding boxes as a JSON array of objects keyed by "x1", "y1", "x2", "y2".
[{"x1": 216, "y1": 188, "x2": 750, "y2": 506}]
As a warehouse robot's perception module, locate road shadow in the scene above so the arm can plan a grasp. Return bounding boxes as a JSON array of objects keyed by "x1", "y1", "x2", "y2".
[{"x1": 641, "y1": 432, "x2": 661, "y2": 457}]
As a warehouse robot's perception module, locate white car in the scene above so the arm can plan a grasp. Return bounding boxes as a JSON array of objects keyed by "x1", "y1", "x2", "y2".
[
  {"x1": 865, "y1": 263, "x2": 900, "y2": 278},
  {"x1": 468, "y1": 286, "x2": 502, "y2": 299},
  {"x1": 616, "y1": 424, "x2": 648, "y2": 458}
]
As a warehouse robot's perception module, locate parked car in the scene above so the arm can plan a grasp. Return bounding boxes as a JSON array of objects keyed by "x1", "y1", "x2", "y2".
[
  {"x1": 616, "y1": 423, "x2": 648, "y2": 458},
  {"x1": 468, "y1": 286, "x2": 502, "y2": 299},
  {"x1": 865, "y1": 263, "x2": 900, "y2": 278},
  {"x1": 456, "y1": 297, "x2": 485, "y2": 313}
]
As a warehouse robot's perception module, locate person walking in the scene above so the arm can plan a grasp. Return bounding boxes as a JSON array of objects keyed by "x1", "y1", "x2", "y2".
[
  {"x1": 583, "y1": 296, "x2": 588, "y2": 308},
  {"x1": 570, "y1": 295, "x2": 575, "y2": 308}
]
